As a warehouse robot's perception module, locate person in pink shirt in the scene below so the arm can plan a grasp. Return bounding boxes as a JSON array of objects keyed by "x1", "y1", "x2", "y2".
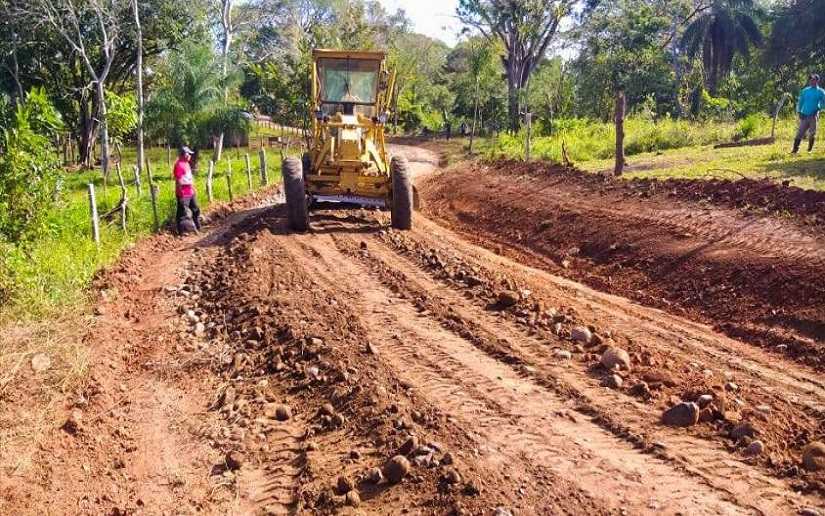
[{"x1": 173, "y1": 146, "x2": 201, "y2": 234}]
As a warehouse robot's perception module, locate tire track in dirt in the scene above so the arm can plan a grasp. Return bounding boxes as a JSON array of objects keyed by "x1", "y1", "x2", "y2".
[
  {"x1": 273, "y1": 222, "x2": 759, "y2": 514},
  {"x1": 387, "y1": 215, "x2": 825, "y2": 492},
  {"x1": 404, "y1": 215, "x2": 825, "y2": 406},
  {"x1": 420, "y1": 162, "x2": 825, "y2": 363},
  {"x1": 342, "y1": 225, "x2": 825, "y2": 514},
  {"x1": 237, "y1": 424, "x2": 306, "y2": 514}
]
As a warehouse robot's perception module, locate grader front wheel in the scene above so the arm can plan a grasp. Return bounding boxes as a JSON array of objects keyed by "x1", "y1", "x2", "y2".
[
  {"x1": 283, "y1": 157, "x2": 309, "y2": 232},
  {"x1": 391, "y1": 156, "x2": 413, "y2": 230}
]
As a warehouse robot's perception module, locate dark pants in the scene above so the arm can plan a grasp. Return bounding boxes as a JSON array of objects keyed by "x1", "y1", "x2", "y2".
[{"x1": 176, "y1": 195, "x2": 201, "y2": 233}]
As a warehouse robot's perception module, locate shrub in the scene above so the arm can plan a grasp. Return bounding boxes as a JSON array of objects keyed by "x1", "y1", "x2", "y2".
[
  {"x1": 734, "y1": 113, "x2": 770, "y2": 141},
  {"x1": 0, "y1": 92, "x2": 63, "y2": 244}
]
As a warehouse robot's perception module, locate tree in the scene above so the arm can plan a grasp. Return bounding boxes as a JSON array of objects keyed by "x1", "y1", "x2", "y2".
[
  {"x1": 146, "y1": 41, "x2": 248, "y2": 169},
  {"x1": 767, "y1": 0, "x2": 825, "y2": 78},
  {"x1": 4, "y1": 0, "x2": 203, "y2": 167},
  {"x1": 680, "y1": 0, "x2": 763, "y2": 95},
  {"x1": 0, "y1": 7, "x2": 25, "y2": 101},
  {"x1": 0, "y1": 88, "x2": 63, "y2": 243},
  {"x1": 388, "y1": 33, "x2": 452, "y2": 132},
  {"x1": 572, "y1": 0, "x2": 674, "y2": 119},
  {"x1": 457, "y1": 0, "x2": 574, "y2": 131},
  {"x1": 18, "y1": 0, "x2": 132, "y2": 181},
  {"x1": 443, "y1": 37, "x2": 502, "y2": 146},
  {"x1": 526, "y1": 57, "x2": 574, "y2": 134},
  {"x1": 213, "y1": 0, "x2": 236, "y2": 162}
]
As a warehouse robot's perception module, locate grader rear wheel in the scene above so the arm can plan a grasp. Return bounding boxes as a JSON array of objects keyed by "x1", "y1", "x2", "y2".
[
  {"x1": 283, "y1": 157, "x2": 309, "y2": 232},
  {"x1": 391, "y1": 156, "x2": 413, "y2": 230}
]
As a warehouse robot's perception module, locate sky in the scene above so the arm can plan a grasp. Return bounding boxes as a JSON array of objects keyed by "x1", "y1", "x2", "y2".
[{"x1": 379, "y1": 0, "x2": 462, "y2": 47}]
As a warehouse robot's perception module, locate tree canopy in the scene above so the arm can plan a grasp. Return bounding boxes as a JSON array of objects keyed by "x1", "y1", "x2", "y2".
[{"x1": 0, "y1": 0, "x2": 822, "y2": 155}]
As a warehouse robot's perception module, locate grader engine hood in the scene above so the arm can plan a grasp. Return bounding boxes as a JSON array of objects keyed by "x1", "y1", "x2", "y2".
[{"x1": 336, "y1": 115, "x2": 364, "y2": 164}]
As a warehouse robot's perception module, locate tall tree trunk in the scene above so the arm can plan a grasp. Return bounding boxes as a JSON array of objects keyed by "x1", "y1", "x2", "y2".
[
  {"x1": 133, "y1": 0, "x2": 145, "y2": 180},
  {"x1": 670, "y1": 17, "x2": 682, "y2": 118},
  {"x1": 96, "y1": 80, "x2": 111, "y2": 181},
  {"x1": 507, "y1": 75, "x2": 519, "y2": 133},
  {"x1": 78, "y1": 95, "x2": 97, "y2": 167}
]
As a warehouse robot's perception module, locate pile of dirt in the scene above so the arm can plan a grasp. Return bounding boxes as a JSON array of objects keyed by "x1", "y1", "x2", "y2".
[
  {"x1": 420, "y1": 159, "x2": 825, "y2": 370},
  {"x1": 491, "y1": 159, "x2": 825, "y2": 227}
]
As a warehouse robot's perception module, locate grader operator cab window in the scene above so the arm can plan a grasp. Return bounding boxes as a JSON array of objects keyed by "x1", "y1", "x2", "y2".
[{"x1": 318, "y1": 58, "x2": 380, "y2": 116}]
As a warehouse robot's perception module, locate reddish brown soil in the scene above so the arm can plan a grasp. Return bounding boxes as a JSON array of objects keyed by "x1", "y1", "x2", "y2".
[
  {"x1": 420, "y1": 160, "x2": 825, "y2": 370},
  {"x1": 3, "y1": 147, "x2": 825, "y2": 515}
]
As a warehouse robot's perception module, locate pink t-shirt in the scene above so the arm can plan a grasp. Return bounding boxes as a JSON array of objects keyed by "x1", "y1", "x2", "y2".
[{"x1": 173, "y1": 158, "x2": 195, "y2": 198}]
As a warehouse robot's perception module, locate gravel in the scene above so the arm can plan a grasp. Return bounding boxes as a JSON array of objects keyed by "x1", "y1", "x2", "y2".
[
  {"x1": 600, "y1": 346, "x2": 631, "y2": 371},
  {"x1": 661, "y1": 402, "x2": 699, "y2": 427},
  {"x1": 571, "y1": 326, "x2": 592, "y2": 344},
  {"x1": 802, "y1": 441, "x2": 825, "y2": 471},
  {"x1": 384, "y1": 455, "x2": 411, "y2": 484}
]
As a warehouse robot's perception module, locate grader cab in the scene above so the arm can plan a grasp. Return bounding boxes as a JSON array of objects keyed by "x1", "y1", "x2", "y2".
[{"x1": 282, "y1": 49, "x2": 413, "y2": 231}]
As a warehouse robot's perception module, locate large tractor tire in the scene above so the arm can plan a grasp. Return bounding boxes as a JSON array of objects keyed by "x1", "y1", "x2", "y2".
[
  {"x1": 282, "y1": 157, "x2": 309, "y2": 232},
  {"x1": 391, "y1": 156, "x2": 413, "y2": 230}
]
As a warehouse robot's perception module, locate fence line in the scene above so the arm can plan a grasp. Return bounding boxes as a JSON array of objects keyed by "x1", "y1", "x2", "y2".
[{"x1": 85, "y1": 146, "x2": 280, "y2": 244}]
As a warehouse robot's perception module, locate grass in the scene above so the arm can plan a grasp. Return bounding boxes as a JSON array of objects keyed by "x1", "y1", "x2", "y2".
[
  {"x1": 468, "y1": 116, "x2": 825, "y2": 191},
  {"x1": 1, "y1": 140, "x2": 285, "y2": 323},
  {"x1": 580, "y1": 140, "x2": 825, "y2": 190}
]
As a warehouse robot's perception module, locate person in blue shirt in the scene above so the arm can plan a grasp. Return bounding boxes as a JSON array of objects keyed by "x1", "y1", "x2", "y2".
[{"x1": 793, "y1": 74, "x2": 825, "y2": 154}]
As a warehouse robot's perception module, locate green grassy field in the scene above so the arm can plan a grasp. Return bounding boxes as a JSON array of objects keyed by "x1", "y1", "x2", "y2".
[
  {"x1": 1, "y1": 142, "x2": 285, "y2": 322},
  {"x1": 469, "y1": 116, "x2": 825, "y2": 191},
  {"x1": 580, "y1": 140, "x2": 825, "y2": 190}
]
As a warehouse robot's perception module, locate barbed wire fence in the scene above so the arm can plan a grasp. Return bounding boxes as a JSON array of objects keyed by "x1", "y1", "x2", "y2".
[{"x1": 83, "y1": 123, "x2": 309, "y2": 244}]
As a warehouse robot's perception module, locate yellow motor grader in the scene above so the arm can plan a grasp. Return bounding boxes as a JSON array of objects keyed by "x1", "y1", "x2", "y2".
[{"x1": 282, "y1": 49, "x2": 413, "y2": 231}]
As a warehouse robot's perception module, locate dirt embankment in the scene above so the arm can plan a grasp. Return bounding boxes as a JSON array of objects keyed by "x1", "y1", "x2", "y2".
[{"x1": 420, "y1": 160, "x2": 825, "y2": 369}]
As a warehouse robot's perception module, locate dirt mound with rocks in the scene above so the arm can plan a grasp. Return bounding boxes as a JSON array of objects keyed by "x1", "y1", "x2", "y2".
[{"x1": 420, "y1": 159, "x2": 825, "y2": 370}]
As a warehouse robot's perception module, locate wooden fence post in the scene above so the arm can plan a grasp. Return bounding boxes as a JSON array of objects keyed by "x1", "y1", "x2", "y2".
[
  {"x1": 115, "y1": 163, "x2": 128, "y2": 232},
  {"x1": 133, "y1": 164, "x2": 142, "y2": 197},
  {"x1": 225, "y1": 157, "x2": 234, "y2": 202},
  {"x1": 525, "y1": 112, "x2": 532, "y2": 161},
  {"x1": 259, "y1": 149, "x2": 268, "y2": 186},
  {"x1": 207, "y1": 160, "x2": 214, "y2": 201},
  {"x1": 145, "y1": 158, "x2": 155, "y2": 185},
  {"x1": 166, "y1": 144, "x2": 171, "y2": 167},
  {"x1": 245, "y1": 154, "x2": 253, "y2": 190},
  {"x1": 88, "y1": 183, "x2": 100, "y2": 244},
  {"x1": 614, "y1": 88, "x2": 626, "y2": 177},
  {"x1": 150, "y1": 183, "x2": 160, "y2": 231}
]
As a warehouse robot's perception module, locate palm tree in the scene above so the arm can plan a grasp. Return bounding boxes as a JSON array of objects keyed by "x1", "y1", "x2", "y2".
[
  {"x1": 146, "y1": 42, "x2": 247, "y2": 170},
  {"x1": 680, "y1": 0, "x2": 763, "y2": 95}
]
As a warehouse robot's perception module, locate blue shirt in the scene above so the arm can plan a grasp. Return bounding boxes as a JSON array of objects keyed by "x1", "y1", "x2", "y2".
[{"x1": 797, "y1": 86, "x2": 825, "y2": 116}]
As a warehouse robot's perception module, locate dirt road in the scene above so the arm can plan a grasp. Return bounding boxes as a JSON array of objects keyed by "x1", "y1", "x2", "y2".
[{"x1": 3, "y1": 146, "x2": 825, "y2": 515}]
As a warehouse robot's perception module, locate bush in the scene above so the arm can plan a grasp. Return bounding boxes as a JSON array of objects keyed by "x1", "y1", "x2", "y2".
[
  {"x1": 0, "y1": 92, "x2": 63, "y2": 244},
  {"x1": 734, "y1": 113, "x2": 770, "y2": 141}
]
